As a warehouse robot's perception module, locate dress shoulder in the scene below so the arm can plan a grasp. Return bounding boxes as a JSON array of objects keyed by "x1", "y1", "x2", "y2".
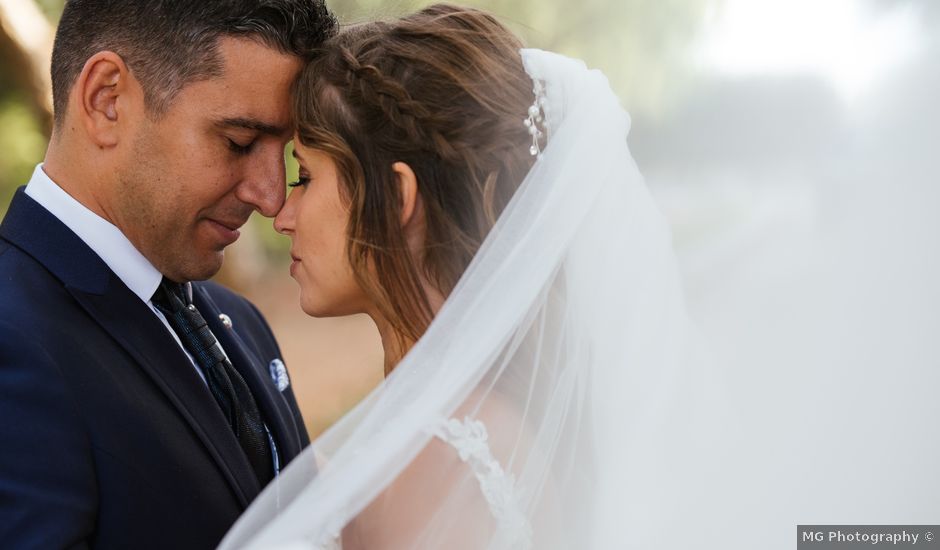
[{"x1": 433, "y1": 416, "x2": 533, "y2": 550}]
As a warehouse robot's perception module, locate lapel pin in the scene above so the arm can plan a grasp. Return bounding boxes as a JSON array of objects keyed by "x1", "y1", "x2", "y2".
[{"x1": 218, "y1": 313, "x2": 233, "y2": 329}]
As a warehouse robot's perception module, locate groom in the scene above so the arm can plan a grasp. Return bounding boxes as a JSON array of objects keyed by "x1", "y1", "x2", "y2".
[{"x1": 0, "y1": 1, "x2": 335, "y2": 548}]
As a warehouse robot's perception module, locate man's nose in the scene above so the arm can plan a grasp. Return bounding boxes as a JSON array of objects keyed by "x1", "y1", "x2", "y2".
[{"x1": 236, "y1": 150, "x2": 287, "y2": 217}]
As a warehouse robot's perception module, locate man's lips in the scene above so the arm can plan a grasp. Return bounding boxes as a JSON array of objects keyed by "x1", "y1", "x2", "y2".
[
  {"x1": 209, "y1": 218, "x2": 246, "y2": 231},
  {"x1": 206, "y1": 218, "x2": 246, "y2": 244}
]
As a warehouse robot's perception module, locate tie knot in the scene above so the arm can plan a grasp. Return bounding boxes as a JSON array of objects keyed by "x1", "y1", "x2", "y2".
[{"x1": 152, "y1": 278, "x2": 190, "y2": 312}]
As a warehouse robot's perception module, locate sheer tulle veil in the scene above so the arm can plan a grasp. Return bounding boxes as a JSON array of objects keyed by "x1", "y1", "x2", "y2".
[{"x1": 219, "y1": 48, "x2": 711, "y2": 549}]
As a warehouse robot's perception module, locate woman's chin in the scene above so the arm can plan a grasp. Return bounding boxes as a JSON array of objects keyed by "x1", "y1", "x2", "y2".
[
  {"x1": 299, "y1": 300, "x2": 335, "y2": 318},
  {"x1": 296, "y1": 280, "x2": 370, "y2": 319},
  {"x1": 298, "y1": 294, "x2": 358, "y2": 319}
]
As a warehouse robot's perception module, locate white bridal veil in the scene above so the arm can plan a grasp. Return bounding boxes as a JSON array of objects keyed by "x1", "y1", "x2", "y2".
[
  {"x1": 222, "y1": 22, "x2": 940, "y2": 546},
  {"x1": 222, "y1": 9, "x2": 940, "y2": 549},
  {"x1": 220, "y1": 48, "x2": 712, "y2": 549}
]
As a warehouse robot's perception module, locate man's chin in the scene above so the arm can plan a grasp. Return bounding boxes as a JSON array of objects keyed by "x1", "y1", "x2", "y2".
[{"x1": 165, "y1": 251, "x2": 225, "y2": 283}]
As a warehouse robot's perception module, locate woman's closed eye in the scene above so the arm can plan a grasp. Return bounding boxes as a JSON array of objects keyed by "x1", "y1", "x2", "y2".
[{"x1": 288, "y1": 176, "x2": 311, "y2": 188}]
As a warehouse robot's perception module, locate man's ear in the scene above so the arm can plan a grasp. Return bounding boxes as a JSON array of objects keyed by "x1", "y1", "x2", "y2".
[
  {"x1": 74, "y1": 51, "x2": 135, "y2": 148},
  {"x1": 392, "y1": 161, "x2": 420, "y2": 227}
]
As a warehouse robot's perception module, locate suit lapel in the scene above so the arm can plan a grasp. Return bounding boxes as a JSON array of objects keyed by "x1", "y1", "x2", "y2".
[
  {"x1": 1, "y1": 189, "x2": 260, "y2": 506},
  {"x1": 69, "y1": 282, "x2": 262, "y2": 505},
  {"x1": 193, "y1": 285, "x2": 303, "y2": 462}
]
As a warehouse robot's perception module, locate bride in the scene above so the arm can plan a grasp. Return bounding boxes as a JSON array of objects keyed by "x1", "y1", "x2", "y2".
[
  {"x1": 222, "y1": 3, "x2": 703, "y2": 549},
  {"x1": 221, "y1": 2, "x2": 940, "y2": 548}
]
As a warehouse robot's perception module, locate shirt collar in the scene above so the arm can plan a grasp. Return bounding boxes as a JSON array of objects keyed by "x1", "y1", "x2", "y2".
[{"x1": 24, "y1": 163, "x2": 165, "y2": 304}]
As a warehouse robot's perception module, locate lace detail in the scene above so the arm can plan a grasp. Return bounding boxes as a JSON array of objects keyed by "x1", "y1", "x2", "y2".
[
  {"x1": 434, "y1": 417, "x2": 533, "y2": 550},
  {"x1": 272, "y1": 534, "x2": 340, "y2": 550},
  {"x1": 313, "y1": 536, "x2": 341, "y2": 550}
]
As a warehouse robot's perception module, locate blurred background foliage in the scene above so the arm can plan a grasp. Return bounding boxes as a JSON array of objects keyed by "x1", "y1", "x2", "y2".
[
  {"x1": 0, "y1": 0, "x2": 713, "y2": 436},
  {"x1": 6, "y1": 0, "x2": 928, "y2": 437},
  {"x1": 0, "y1": 0, "x2": 712, "y2": 228}
]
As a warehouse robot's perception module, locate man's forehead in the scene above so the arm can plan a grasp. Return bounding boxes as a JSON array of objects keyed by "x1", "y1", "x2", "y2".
[
  {"x1": 216, "y1": 35, "x2": 303, "y2": 75},
  {"x1": 201, "y1": 38, "x2": 301, "y2": 132}
]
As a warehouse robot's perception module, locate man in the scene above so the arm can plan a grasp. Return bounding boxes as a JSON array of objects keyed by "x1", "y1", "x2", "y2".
[{"x1": 0, "y1": 1, "x2": 336, "y2": 548}]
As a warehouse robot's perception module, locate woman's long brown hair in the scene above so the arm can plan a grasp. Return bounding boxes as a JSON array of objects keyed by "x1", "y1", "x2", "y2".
[{"x1": 293, "y1": 4, "x2": 537, "y2": 368}]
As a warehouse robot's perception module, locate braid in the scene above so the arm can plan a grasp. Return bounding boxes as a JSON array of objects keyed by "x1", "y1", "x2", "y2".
[{"x1": 339, "y1": 47, "x2": 461, "y2": 162}]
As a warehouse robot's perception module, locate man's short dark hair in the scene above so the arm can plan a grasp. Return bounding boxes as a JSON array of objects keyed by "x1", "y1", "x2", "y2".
[{"x1": 50, "y1": 0, "x2": 338, "y2": 126}]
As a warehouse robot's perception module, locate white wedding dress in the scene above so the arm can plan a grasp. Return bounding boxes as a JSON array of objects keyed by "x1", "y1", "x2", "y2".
[
  {"x1": 431, "y1": 417, "x2": 532, "y2": 549},
  {"x1": 326, "y1": 416, "x2": 534, "y2": 550},
  {"x1": 280, "y1": 416, "x2": 531, "y2": 550}
]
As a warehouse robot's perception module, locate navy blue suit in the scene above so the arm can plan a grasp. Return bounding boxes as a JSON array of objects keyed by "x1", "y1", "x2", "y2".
[{"x1": 0, "y1": 188, "x2": 310, "y2": 549}]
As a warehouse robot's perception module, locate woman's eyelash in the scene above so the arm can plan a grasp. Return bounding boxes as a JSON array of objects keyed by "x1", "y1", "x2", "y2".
[{"x1": 288, "y1": 177, "x2": 310, "y2": 188}]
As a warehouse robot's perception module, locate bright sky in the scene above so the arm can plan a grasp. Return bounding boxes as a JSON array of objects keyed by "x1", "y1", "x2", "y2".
[{"x1": 696, "y1": 0, "x2": 921, "y2": 101}]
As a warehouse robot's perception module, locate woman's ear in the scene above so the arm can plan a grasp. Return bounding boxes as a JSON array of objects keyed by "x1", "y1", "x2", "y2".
[
  {"x1": 75, "y1": 51, "x2": 135, "y2": 148},
  {"x1": 392, "y1": 161, "x2": 420, "y2": 227}
]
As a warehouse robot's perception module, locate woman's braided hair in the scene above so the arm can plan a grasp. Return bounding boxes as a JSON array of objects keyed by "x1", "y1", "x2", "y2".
[{"x1": 293, "y1": 3, "x2": 537, "y2": 353}]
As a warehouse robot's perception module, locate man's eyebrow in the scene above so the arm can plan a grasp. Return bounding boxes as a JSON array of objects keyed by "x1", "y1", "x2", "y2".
[{"x1": 217, "y1": 117, "x2": 287, "y2": 137}]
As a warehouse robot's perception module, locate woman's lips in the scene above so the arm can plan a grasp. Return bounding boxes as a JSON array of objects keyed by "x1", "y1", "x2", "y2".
[{"x1": 289, "y1": 253, "x2": 301, "y2": 276}]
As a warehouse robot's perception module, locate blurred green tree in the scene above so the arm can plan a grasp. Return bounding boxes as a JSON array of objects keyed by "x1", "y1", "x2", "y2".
[
  {"x1": 1, "y1": 0, "x2": 711, "y2": 262},
  {"x1": 0, "y1": 0, "x2": 55, "y2": 215},
  {"x1": 328, "y1": 0, "x2": 710, "y2": 115}
]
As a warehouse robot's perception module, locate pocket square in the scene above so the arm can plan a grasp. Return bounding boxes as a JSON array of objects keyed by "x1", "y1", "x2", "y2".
[{"x1": 268, "y1": 358, "x2": 290, "y2": 391}]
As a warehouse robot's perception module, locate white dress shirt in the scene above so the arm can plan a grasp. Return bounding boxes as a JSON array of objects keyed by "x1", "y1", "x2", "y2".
[
  {"x1": 24, "y1": 164, "x2": 208, "y2": 383},
  {"x1": 26, "y1": 163, "x2": 282, "y2": 474}
]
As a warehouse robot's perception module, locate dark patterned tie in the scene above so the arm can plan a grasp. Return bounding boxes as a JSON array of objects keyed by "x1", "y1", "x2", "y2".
[{"x1": 152, "y1": 278, "x2": 273, "y2": 486}]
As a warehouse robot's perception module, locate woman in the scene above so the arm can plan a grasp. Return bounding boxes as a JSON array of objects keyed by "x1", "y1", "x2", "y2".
[{"x1": 222, "y1": 4, "x2": 698, "y2": 549}]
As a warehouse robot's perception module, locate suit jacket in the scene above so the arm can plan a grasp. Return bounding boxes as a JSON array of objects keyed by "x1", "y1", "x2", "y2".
[{"x1": 0, "y1": 188, "x2": 310, "y2": 549}]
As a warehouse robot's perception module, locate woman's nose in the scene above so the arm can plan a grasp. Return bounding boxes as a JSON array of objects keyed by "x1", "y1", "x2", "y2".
[{"x1": 273, "y1": 190, "x2": 297, "y2": 234}]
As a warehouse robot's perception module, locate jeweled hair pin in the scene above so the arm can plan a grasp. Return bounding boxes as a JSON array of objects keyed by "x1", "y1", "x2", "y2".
[{"x1": 524, "y1": 78, "x2": 548, "y2": 157}]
